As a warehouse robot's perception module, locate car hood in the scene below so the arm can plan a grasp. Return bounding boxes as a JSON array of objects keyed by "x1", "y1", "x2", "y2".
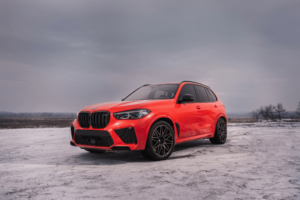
[{"x1": 80, "y1": 99, "x2": 171, "y2": 113}]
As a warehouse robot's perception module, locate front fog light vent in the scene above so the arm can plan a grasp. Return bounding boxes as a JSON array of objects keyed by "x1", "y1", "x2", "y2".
[{"x1": 114, "y1": 127, "x2": 138, "y2": 144}]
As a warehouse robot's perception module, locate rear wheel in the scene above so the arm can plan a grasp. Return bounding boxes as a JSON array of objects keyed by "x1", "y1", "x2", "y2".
[
  {"x1": 82, "y1": 148, "x2": 106, "y2": 153},
  {"x1": 210, "y1": 118, "x2": 227, "y2": 144},
  {"x1": 141, "y1": 121, "x2": 175, "y2": 161}
]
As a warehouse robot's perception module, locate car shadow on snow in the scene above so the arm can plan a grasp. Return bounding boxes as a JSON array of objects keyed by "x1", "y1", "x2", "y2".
[{"x1": 66, "y1": 139, "x2": 219, "y2": 165}]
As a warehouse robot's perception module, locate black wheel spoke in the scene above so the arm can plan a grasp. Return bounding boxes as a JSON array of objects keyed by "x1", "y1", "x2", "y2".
[
  {"x1": 164, "y1": 144, "x2": 170, "y2": 151},
  {"x1": 165, "y1": 139, "x2": 173, "y2": 143},
  {"x1": 153, "y1": 142, "x2": 160, "y2": 149},
  {"x1": 154, "y1": 130, "x2": 160, "y2": 137},
  {"x1": 159, "y1": 146, "x2": 163, "y2": 155},
  {"x1": 165, "y1": 133, "x2": 172, "y2": 139},
  {"x1": 162, "y1": 127, "x2": 166, "y2": 135}
]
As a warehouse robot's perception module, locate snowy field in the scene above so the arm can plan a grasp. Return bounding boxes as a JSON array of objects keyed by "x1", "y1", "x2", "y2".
[{"x1": 0, "y1": 123, "x2": 300, "y2": 200}]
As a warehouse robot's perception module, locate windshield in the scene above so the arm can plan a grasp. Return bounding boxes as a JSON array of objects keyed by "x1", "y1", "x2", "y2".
[{"x1": 124, "y1": 84, "x2": 179, "y2": 101}]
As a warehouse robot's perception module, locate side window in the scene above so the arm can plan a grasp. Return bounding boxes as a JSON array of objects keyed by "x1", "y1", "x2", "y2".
[
  {"x1": 178, "y1": 84, "x2": 196, "y2": 103},
  {"x1": 195, "y1": 85, "x2": 209, "y2": 102},
  {"x1": 206, "y1": 88, "x2": 218, "y2": 102}
]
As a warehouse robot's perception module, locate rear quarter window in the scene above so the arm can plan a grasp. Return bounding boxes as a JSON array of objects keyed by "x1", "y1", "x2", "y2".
[
  {"x1": 194, "y1": 85, "x2": 209, "y2": 102},
  {"x1": 205, "y1": 88, "x2": 218, "y2": 102}
]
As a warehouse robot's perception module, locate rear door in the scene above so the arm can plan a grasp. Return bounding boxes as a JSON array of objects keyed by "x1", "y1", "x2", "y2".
[
  {"x1": 194, "y1": 85, "x2": 214, "y2": 134},
  {"x1": 175, "y1": 84, "x2": 201, "y2": 138},
  {"x1": 205, "y1": 87, "x2": 219, "y2": 132}
]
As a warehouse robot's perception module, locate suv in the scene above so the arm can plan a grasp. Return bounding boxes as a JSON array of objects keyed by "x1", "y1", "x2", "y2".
[{"x1": 70, "y1": 81, "x2": 227, "y2": 160}]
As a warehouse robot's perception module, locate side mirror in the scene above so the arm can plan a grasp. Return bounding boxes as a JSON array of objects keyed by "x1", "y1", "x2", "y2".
[{"x1": 178, "y1": 94, "x2": 194, "y2": 103}]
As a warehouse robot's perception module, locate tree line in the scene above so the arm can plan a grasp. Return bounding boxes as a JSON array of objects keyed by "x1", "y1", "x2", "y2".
[
  {"x1": 252, "y1": 102, "x2": 300, "y2": 121},
  {"x1": 0, "y1": 112, "x2": 76, "y2": 118}
]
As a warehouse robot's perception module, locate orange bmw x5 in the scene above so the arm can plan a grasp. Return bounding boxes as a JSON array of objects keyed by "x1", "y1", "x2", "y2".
[{"x1": 70, "y1": 81, "x2": 227, "y2": 160}]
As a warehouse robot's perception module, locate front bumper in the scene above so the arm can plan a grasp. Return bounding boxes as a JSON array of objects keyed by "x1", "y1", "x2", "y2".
[{"x1": 70, "y1": 113, "x2": 154, "y2": 151}]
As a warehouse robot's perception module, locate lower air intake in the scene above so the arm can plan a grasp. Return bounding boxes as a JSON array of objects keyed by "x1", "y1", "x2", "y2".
[{"x1": 75, "y1": 130, "x2": 114, "y2": 147}]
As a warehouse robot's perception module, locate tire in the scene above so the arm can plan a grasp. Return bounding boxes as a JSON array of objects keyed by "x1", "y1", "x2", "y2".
[
  {"x1": 82, "y1": 148, "x2": 106, "y2": 153},
  {"x1": 210, "y1": 118, "x2": 227, "y2": 144},
  {"x1": 140, "y1": 121, "x2": 175, "y2": 161}
]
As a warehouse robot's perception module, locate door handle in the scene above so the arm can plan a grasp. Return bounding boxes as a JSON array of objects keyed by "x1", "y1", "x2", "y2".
[
  {"x1": 214, "y1": 104, "x2": 217, "y2": 108},
  {"x1": 196, "y1": 106, "x2": 201, "y2": 109}
]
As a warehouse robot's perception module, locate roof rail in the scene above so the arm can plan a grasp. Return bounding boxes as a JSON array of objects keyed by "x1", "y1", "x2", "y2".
[{"x1": 180, "y1": 80, "x2": 210, "y2": 88}]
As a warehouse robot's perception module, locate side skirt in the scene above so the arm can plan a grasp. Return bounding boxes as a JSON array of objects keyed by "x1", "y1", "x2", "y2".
[{"x1": 175, "y1": 133, "x2": 212, "y2": 144}]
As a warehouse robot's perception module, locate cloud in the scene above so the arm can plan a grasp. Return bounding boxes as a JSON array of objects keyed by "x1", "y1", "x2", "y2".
[{"x1": 0, "y1": 0, "x2": 299, "y2": 112}]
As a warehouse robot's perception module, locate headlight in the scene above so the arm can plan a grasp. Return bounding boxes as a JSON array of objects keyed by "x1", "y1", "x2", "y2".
[{"x1": 113, "y1": 109, "x2": 151, "y2": 120}]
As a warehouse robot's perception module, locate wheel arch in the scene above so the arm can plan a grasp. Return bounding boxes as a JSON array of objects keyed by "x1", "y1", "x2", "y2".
[
  {"x1": 211, "y1": 115, "x2": 227, "y2": 138},
  {"x1": 210, "y1": 115, "x2": 227, "y2": 144},
  {"x1": 152, "y1": 117, "x2": 175, "y2": 132},
  {"x1": 219, "y1": 116, "x2": 227, "y2": 124},
  {"x1": 144, "y1": 116, "x2": 177, "y2": 145}
]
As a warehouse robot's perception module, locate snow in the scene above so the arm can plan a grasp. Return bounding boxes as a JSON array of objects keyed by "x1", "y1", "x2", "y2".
[
  {"x1": 229, "y1": 120, "x2": 300, "y2": 128},
  {"x1": 0, "y1": 123, "x2": 300, "y2": 199}
]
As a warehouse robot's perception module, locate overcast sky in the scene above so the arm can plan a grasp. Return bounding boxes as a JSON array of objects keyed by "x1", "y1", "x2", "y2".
[{"x1": 0, "y1": 0, "x2": 299, "y2": 113}]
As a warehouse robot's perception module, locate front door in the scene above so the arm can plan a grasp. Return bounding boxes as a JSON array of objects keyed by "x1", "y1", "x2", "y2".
[{"x1": 175, "y1": 84, "x2": 201, "y2": 138}]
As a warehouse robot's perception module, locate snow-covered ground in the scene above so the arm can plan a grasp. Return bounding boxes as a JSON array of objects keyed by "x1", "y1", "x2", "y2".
[{"x1": 0, "y1": 123, "x2": 299, "y2": 200}]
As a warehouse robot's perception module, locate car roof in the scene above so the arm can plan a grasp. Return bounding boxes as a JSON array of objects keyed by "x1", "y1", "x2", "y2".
[{"x1": 146, "y1": 81, "x2": 210, "y2": 88}]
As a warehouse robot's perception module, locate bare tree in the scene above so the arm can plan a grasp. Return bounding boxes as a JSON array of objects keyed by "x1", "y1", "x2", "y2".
[
  {"x1": 251, "y1": 110, "x2": 260, "y2": 121},
  {"x1": 258, "y1": 106, "x2": 268, "y2": 120},
  {"x1": 258, "y1": 105, "x2": 277, "y2": 121},
  {"x1": 273, "y1": 103, "x2": 286, "y2": 120},
  {"x1": 264, "y1": 105, "x2": 276, "y2": 121},
  {"x1": 296, "y1": 102, "x2": 300, "y2": 117}
]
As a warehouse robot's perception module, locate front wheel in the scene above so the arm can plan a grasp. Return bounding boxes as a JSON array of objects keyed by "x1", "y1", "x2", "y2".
[
  {"x1": 210, "y1": 118, "x2": 227, "y2": 144},
  {"x1": 141, "y1": 121, "x2": 175, "y2": 161}
]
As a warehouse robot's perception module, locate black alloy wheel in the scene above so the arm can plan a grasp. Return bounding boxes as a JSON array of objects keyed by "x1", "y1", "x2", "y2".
[
  {"x1": 141, "y1": 121, "x2": 175, "y2": 161},
  {"x1": 210, "y1": 118, "x2": 227, "y2": 144}
]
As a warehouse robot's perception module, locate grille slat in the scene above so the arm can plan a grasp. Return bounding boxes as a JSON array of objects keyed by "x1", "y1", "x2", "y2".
[
  {"x1": 92, "y1": 112, "x2": 95, "y2": 127},
  {"x1": 101, "y1": 113, "x2": 105, "y2": 128},
  {"x1": 98, "y1": 113, "x2": 101, "y2": 127},
  {"x1": 106, "y1": 114, "x2": 109, "y2": 125}
]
